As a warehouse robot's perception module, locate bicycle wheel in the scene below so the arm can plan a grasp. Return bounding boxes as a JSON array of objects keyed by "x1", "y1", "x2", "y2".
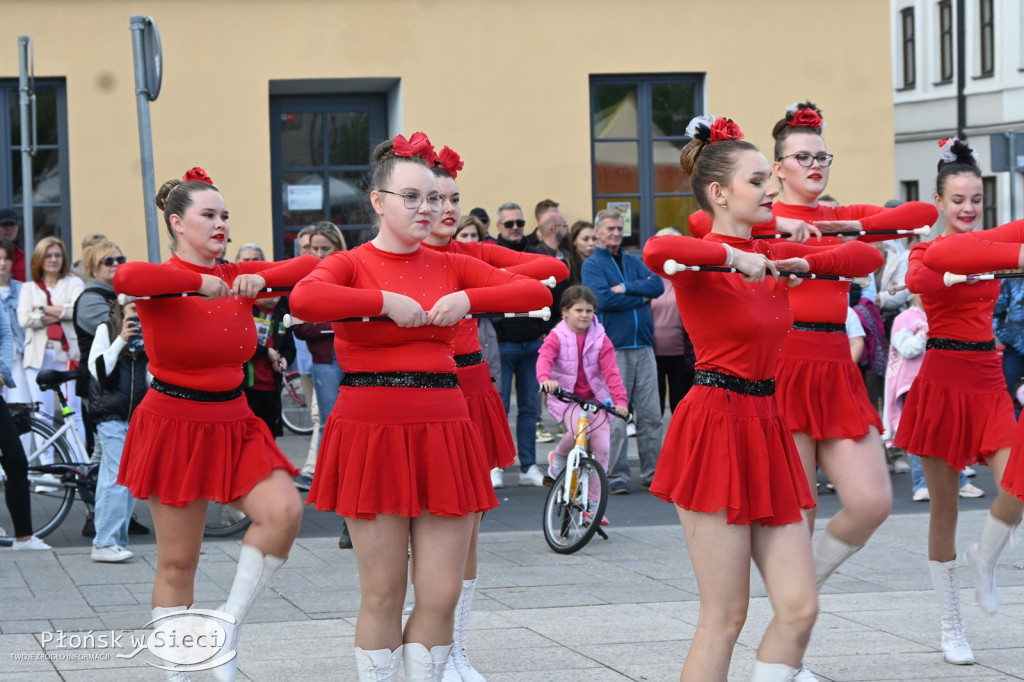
[
  {"x1": 280, "y1": 371, "x2": 313, "y2": 435},
  {"x1": 203, "y1": 503, "x2": 253, "y2": 537},
  {"x1": 541, "y1": 456, "x2": 608, "y2": 554},
  {"x1": 0, "y1": 416, "x2": 77, "y2": 546}
]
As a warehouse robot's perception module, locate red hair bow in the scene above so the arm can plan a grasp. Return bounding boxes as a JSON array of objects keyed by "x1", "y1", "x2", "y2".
[
  {"x1": 393, "y1": 132, "x2": 439, "y2": 166},
  {"x1": 709, "y1": 118, "x2": 744, "y2": 143},
  {"x1": 183, "y1": 167, "x2": 214, "y2": 185},
  {"x1": 788, "y1": 108, "x2": 823, "y2": 130},
  {"x1": 435, "y1": 146, "x2": 464, "y2": 179}
]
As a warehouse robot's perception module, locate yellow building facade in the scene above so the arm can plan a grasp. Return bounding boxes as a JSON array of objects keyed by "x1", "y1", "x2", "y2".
[{"x1": 0, "y1": 0, "x2": 895, "y2": 261}]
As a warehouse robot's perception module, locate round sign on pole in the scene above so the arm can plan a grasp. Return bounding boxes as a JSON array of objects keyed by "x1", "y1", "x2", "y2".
[{"x1": 142, "y1": 17, "x2": 162, "y2": 101}]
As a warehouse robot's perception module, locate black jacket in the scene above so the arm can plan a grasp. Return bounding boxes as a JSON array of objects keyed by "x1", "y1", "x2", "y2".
[{"x1": 88, "y1": 330, "x2": 148, "y2": 424}]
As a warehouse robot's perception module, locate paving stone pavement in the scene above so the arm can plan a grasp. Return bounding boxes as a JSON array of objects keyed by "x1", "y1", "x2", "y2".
[{"x1": 1, "y1": 510, "x2": 1023, "y2": 681}]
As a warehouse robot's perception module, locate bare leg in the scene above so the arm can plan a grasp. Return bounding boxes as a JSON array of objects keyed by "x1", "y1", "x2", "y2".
[
  {"x1": 463, "y1": 512, "x2": 482, "y2": 580},
  {"x1": 793, "y1": 432, "x2": 819, "y2": 534},
  {"x1": 405, "y1": 513, "x2": 474, "y2": 648},
  {"x1": 235, "y1": 469, "x2": 304, "y2": 557},
  {"x1": 148, "y1": 498, "x2": 207, "y2": 608},
  {"x1": 986, "y1": 448, "x2": 1024, "y2": 525},
  {"x1": 817, "y1": 428, "x2": 892, "y2": 546},
  {"x1": 921, "y1": 456, "x2": 961, "y2": 561},
  {"x1": 676, "y1": 507, "x2": 751, "y2": 682},
  {"x1": 347, "y1": 515, "x2": 412, "y2": 651},
  {"x1": 750, "y1": 520, "x2": 818, "y2": 666}
]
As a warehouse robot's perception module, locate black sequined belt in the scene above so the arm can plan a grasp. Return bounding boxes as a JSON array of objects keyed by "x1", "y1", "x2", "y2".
[
  {"x1": 792, "y1": 321, "x2": 847, "y2": 334},
  {"x1": 693, "y1": 369, "x2": 775, "y2": 397},
  {"x1": 455, "y1": 351, "x2": 484, "y2": 368},
  {"x1": 340, "y1": 371, "x2": 459, "y2": 389},
  {"x1": 926, "y1": 337, "x2": 996, "y2": 352},
  {"x1": 151, "y1": 378, "x2": 244, "y2": 402}
]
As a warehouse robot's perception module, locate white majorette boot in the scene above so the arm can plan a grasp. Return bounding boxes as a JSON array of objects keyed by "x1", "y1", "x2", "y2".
[
  {"x1": 963, "y1": 511, "x2": 1018, "y2": 615},
  {"x1": 749, "y1": 660, "x2": 798, "y2": 681},
  {"x1": 442, "y1": 578, "x2": 486, "y2": 682},
  {"x1": 403, "y1": 642, "x2": 453, "y2": 682},
  {"x1": 813, "y1": 530, "x2": 862, "y2": 589},
  {"x1": 354, "y1": 646, "x2": 403, "y2": 682},
  {"x1": 212, "y1": 544, "x2": 287, "y2": 682},
  {"x1": 928, "y1": 558, "x2": 974, "y2": 665},
  {"x1": 150, "y1": 606, "x2": 192, "y2": 682},
  {"x1": 793, "y1": 663, "x2": 819, "y2": 681}
]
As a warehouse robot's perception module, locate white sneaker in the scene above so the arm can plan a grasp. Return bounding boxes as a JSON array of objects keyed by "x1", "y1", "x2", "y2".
[
  {"x1": 626, "y1": 422, "x2": 637, "y2": 437},
  {"x1": 892, "y1": 456, "x2": 911, "y2": 473},
  {"x1": 794, "y1": 663, "x2": 820, "y2": 681},
  {"x1": 91, "y1": 545, "x2": 134, "y2": 563},
  {"x1": 959, "y1": 483, "x2": 985, "y2": 498},
  {"x1": 490, "y1": 467, "x2": 504, "y2": 489},
  {"x1": 964, "y1": 466, "x2": 977, "y2": 477},
  {"x1": 12, "y1": 536, "x2": 51, "y2": 550},
  {"x1": 519, "y1": 465, "x2": 545, "y2": 487},
  {"x1": 536, "y1": 424, "x2": 554, "y2": 443},
  {"x1": 913, "y1": 487, "x2": 930, "y2": 502}
]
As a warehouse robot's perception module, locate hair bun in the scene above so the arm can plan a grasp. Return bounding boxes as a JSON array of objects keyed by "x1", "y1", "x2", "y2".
[
  {"x1": 938, "y1": 137, "x2": 978, "y2": 167},
  {"x1": 155, "y1": 179, "x2": 182, "y2": 211},
  {"x1": 372, "y1": 139, "x2": 396, "y2": 164}
]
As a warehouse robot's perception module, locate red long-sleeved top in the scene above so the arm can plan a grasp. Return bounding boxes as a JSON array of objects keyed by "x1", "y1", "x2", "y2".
[
  {"x1": 421, "y1": 240, "x2": 567, "y2": 354},
  {"x1": 909, "y1": 219, "x2": 1024, "y2": 342},
  {"x1": 113, "y1": 254, "x2": 319, "y2": 392},
  {"x1": 643, "y1": 234, "x2": 882, "y2": 381},
  {"x1": 688, "y1": 201, "x2": 935, "y2": 324},
  {"x1": 289, "y1": 242, "x2": 552, "y2": 373}
]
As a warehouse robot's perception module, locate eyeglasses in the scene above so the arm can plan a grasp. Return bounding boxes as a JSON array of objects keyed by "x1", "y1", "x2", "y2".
[
  {"x1": 44, "y1": 252, "x2": 63, "y2": 259},
  {"x1": 501, "y1": 219, "x2": 526, "y2": 229},
  {"x1": 778, "y1": 152, "x2": 834, "y2": 168},
  {"x1": 101, "y1": 256, "x2": 127, "y2": 267},
  {"x1": 545, "y1": 221, "x2": 569, "y2": 230},
  {"x1": 378, "y1": 189, "x2": 443, "y2": 211}
]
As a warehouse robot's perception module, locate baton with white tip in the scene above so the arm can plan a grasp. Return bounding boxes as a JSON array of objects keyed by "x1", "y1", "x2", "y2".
[
  {"x1": 943, "y1": 271, "x2": 1024, "y2": 286},
  {"x1": 283, "y1": 308, "x2": 552, "y2": 329},
  {"x1": 117, "y1": 287, "x2": 291, "y2": 305},
  {"x1": 753, "y1": 226, "x2": 930, "y2": 240},
  {"x1": 539, "y1": 276, "x2": 557, "y2": 288},
  {"x1": 662, "y1": 259, "x2": 871, "y2": 286}
]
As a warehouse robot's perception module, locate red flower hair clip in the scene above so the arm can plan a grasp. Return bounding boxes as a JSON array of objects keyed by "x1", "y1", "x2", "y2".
[
  {"x1": 435, "y1": 146, "x2": 464, "y2": 179},
  {"x1": 709, "y1": 118, "x2": 744, "y2": 143},
  {"x1": 786, "y1": 103, "x2": 824, "y2": 130},
  {"x1": 183, "y1": 167, "x2": 214, "y2": 185},
  {"x1": 393, "y1": 132, "x2": 439, "y2": 166}
]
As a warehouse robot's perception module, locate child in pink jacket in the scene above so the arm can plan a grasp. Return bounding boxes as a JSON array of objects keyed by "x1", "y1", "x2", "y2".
[{"x1": 537, "y1": 285, "x2": 629, "y2": 524}]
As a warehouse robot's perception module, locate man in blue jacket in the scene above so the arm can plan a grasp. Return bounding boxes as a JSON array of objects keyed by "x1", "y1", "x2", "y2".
[{"x1": 581, "y1": 209, "x2": 664, "y2": 493}]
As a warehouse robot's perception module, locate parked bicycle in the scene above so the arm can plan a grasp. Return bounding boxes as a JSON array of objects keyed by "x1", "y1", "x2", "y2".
[
  {"x1": 0, "y1": 369, "x2": 250, "y2": 545},
  {"x1": 539, "y1": 386, "x2": 628, "y2": 554},
  {"x1": 280, "y1": 370, "x2": 313, "y2": 435}
]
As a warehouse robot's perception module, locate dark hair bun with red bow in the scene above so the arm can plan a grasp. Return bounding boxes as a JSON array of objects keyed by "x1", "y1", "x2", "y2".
[{"x1": 434, "y1": 146, "x2": 464, "y2": 179}]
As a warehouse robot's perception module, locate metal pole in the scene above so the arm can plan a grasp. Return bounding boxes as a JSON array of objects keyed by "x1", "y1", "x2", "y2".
[
  {"x1": 18, "y1": 36, "x2": 34, "y2": 252},
  {"x1": 130, "y1": 16, "x2": 161, "y2": 263},
  {"x1": 1009, "y1": 132, "x2": 1019, "y2": 222},
  {"x1": 956, "y1": 0, "x2": 966, "y2": 139}
]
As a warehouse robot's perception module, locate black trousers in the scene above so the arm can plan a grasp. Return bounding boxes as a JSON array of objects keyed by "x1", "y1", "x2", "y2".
[
  {"x1": 655, "y1": 354, "x2": 695, "y2": 415},
  {"x1": 0, "y1": 396, "x2": 34, "y2": 537}
]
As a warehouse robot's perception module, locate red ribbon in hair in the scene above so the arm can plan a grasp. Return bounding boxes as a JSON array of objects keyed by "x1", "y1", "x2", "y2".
[
  {"x1": 183, "y1": 167, "x2": 214, "y2": 185},
  {"x1": 788, "y1": 108, "x2": 823, "y2": 129},
  {"x1": 435, "y1": 146, "x2": 464, "y2": 179},
  {"x1": 709, "y1": 118, "x2": 744, "y2": 143},
  {"x1": 393, "y1": 132, "x2": 439, "y2": 166}
]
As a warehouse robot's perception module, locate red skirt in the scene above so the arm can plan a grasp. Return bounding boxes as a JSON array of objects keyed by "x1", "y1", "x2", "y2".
[
  {"x1": 649, "y1": 385, "x2": 815, "y2": 527},
  {"x1": 776, "y1": 330, "x2": 882, "y2": 440},
  {"x1": 1002, "y1": 419, "x2": 1024, "y2": 500},
  {"x1": 458, "y1": 361, "x2": 516, "y2": 470},
  {"x1": 307, "y1": 385, "x2": 499, "y2": 519},
  {"x1": 894, "y1": 348, "x2": 1015, "y2": 469},
  {"x1": 118, "y1": 390, "x2": 298, "y2": 507}
]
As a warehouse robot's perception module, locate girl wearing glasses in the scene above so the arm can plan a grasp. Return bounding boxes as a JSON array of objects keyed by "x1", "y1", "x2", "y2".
[
  {"x1": 290, "y1": 134, "x2": 551, "y2": 681},
  {"x1": 422, "y1": 147, "x2": 567, "y2": 681},
  {"x1": 894, "y1": 138, "x2": 1024, "y2": 665},
  {"x1": 114, "y1": 168, "x2": 319, "y2": 682},
  {"x1": 644, "y1": 115, "x2": 882, "y2": 682}
]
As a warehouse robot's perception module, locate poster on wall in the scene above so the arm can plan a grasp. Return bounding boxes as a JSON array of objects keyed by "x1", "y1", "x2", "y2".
[
  {"x1": 606, "y1": 201, "x2": 632, "y2": 237},
  {"x1": 287, "y1": 185, "x2": 323, "y2": 211}
]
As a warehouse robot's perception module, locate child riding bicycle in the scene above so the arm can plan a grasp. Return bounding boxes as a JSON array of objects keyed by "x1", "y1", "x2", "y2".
[{"x1": 537, "y1": 285, "x2": 629, "y2": 524}]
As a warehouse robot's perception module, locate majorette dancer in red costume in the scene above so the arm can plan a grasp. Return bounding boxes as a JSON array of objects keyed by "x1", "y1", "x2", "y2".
[
  {"x1": 690, "y1": 104, "x2": 938, "y2": 596},
  {"x1": 113, "y1": 168, "x2": 320, "y2": 682},
  {"x1": 288, "y1": 133, "x2": 551, "y2": 682},
  {"x1": 895, "y1": 138, "x2": 1023, "y2": 666},
  {"x1": 643, "y1": 115, "x2": 882, "y2": 682},
  {"x1": 419, "y1": 145, "x2": 567, "y2": 682}
]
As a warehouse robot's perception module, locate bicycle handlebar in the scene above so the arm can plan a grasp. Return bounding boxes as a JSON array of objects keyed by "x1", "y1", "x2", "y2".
[{"x1": 538, "y1": 385, "x2": 630, "y2": 421}]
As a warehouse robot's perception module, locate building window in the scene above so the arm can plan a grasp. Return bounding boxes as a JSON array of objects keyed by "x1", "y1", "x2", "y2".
[
  {"x1": 269, "y1": 94, "x2": 387, "y2": 258},
  {"x1": 979, "y1": 0, "x2": 994, "y2": 76},
  {"x1": 938, "y1": 0, "x2": 954, "y2": 82},
  {"x1": 0, "y1": 78, "x2": 71, "y2": 250},
  {"x1": 590, "y1": 75, "x2": 703, "y2": 247},
  {"x1": 982, "y1": 176, "x2": 997, "y2": 229},
  {"x1": 901, "y1": 8, "x2": 916, "y2": 88},
  {"x1": 901, "y1": 180, "x2": 920, "y2": 203}
]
